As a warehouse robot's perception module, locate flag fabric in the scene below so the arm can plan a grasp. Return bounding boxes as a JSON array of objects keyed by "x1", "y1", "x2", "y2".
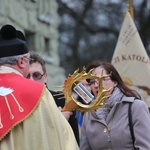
[{"x1": 111, "y1": 11, "x2": 150, "y2": 107}]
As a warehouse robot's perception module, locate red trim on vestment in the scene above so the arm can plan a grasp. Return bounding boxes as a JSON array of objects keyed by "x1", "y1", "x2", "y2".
[{"x1": 0, "y1": 73, "x2": 44, "y2": 140}]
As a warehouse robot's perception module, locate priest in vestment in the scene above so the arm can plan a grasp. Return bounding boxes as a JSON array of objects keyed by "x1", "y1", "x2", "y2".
[{"x1": 0, "y1": 24, "x2": 79, "y2": 150}]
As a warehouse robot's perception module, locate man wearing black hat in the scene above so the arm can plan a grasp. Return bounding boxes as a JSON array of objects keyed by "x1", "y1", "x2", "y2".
[{"x1": 0, "y1": 24, "x2": 79, "y2": 150}]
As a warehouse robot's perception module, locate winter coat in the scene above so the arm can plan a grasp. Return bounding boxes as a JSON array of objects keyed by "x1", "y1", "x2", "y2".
[{"x1": 80, "y1": 96, "x2": 150, "y2": 150}]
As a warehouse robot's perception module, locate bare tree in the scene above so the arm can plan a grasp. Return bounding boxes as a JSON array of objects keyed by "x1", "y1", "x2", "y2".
[{"x1": 57, "y1": 0, "x2": 150, "y2": 75}]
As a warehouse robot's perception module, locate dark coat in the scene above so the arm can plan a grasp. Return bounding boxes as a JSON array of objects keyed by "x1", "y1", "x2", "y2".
[{"x1": 50, "y1": 90, "x2": 79, "y2": 145}]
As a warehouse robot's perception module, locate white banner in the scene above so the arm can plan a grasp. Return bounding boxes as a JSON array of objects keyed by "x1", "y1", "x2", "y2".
[{"x1": 111, "y1": 12, "x2": 150, "y2": 107}]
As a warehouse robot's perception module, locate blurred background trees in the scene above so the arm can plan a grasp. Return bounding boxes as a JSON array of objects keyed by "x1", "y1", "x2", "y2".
[{"x1": 56, "y1": 0, "x2": 150, "y2": 75}]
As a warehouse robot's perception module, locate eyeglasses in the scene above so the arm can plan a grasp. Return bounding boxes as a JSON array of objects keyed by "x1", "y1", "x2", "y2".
[
  {"x1": 23, "y1": 56, "x2": 34, "y2": 62},
  {"x1": 89, "y1": 77, "x2": 111, "y2": 85},
  {"x1": 27, "y1": 72, "x2": 45, "y2": 80}
]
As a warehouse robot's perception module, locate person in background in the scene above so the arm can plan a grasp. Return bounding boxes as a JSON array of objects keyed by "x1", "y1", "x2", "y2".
[
  {"x1": 27, "y1": 52, "x2": 79, "y2": 145},
  {"x1": 80, "y1": 60, "x2": 150, "y2": 150},
  {"x1": 0, "y1": 24, "x2": 79, "y2": 150}
]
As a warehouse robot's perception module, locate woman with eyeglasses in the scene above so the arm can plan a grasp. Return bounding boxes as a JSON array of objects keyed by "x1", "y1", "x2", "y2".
[{"x1": 80, "y1": 61, "x2": 150, "y2": 150}]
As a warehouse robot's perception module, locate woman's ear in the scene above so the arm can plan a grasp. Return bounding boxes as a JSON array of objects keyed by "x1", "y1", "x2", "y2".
[{"x1": 113, "y1": 81, "x2": 118, "y2": 87}]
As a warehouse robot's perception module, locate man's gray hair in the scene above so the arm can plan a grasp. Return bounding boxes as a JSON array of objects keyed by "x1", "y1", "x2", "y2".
[{"x1": 0, "y1": 54, "x2": 27, "y2": 65}]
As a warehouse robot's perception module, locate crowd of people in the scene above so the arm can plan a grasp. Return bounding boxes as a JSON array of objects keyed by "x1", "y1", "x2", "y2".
[{"x1": 0, "y1": 24, "x2": 150, "y2": 150}]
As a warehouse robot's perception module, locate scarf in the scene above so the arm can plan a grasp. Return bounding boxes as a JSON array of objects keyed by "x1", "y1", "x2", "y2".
[{"x1": 93, "y1": 87, "x2": 124, "y2": 120}]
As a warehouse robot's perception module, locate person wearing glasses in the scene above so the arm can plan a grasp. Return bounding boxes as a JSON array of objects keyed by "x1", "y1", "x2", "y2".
[
  {"x1": 0, "y1": 24, "x2": 79, "y2": 150},
  {"x1": 80, "y1": 60, "x2": 150, "y2": 150},
  {"x1": 27, "y1": 52, "x2": 79, "y2": 145}
]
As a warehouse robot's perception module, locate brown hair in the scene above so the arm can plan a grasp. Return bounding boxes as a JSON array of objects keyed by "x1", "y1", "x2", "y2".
[
  {"x1": 29, "y1": 52, "x2": 46, "y2": 73},
  {"x1": 86, "y1": 60, "x2": 141, "y2": 99}
]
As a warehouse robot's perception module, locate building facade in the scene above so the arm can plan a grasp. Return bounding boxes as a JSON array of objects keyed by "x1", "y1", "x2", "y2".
[{"x1": 0, "y1": 0, "x2": 66, "y2": 90}]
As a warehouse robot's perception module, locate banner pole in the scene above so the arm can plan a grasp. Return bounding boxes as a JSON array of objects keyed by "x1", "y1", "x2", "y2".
[{"x1": 127, "y1": 0, "x2": 134, "y2": 19}]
